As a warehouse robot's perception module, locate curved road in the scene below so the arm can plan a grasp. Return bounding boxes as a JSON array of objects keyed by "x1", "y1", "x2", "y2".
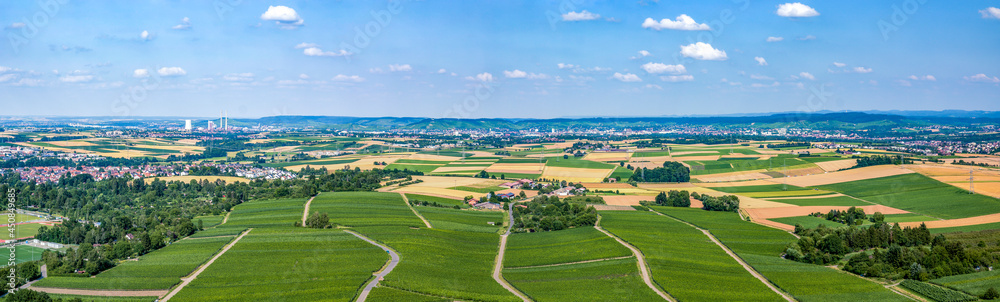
[
  {"x1": 346, "y1": 230, "x2": 399, "y2": 302},
  {"x1": 161, "y1": 228, "x2": 253, "y2": 301},
  {"x1": 493, "y1": 203, "x2": 531, "y2": 302},
  {"x1": 301, "y1": 194, "x2": 318, "y2": 226},
  {"x1": 594, "y1": 216, "x2": 675, "y2": 302}
]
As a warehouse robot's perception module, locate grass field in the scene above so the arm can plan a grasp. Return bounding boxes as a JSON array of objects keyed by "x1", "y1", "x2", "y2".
[
  {"x1": 385, "y1": 163, "x2": 445, "y2": 173},
  {"x1": 651, "y1": 207, "x2": 909, "y2": 301},
  {"x1": 740, "y1": 190, "x2": 835, "y2": 198},
  {"x1": 770, "y1": 216, "x2": 847, "y2": 229},
  {"x1": 311, "y1": 192, "x2": 425, "y2": 228},
  {"x1": 405, "y1": 193, "x2": 468, "y2": 208},
  {"x1": 505, "y1": 227, "x2": 632, "y2": 267},
  {"x1": 545, "y1": 157, "x2": 616, "y2": 169},
  {"x1": 931, "y1": 269, "x2": 1000, "y2": 297},
  {"x1": 35, "y1": 236, "x2": 235, "y2": 290},
  {"x1": 817, "y1": 173, "x2": 1000, "y2": 219},
  {"x1": 414, "y1": 207, "x2": 503, "y2": 233},
  {"x1": 599, "y1": 211, "x2": 784, "y2": 301},
  {"x1": 366, "y1": 286, "x2": 450, "y2": 302},
  {"x1": 14, "y1": 245, "x2": 45, "y2": 264},
  {"x1": 710, "y1": 184, "x2": 808, "y2": 193},
  {"x1": 222, "y1": 198, "x2": 305, "y2": 228},
  {"x1": 170, "y1": 228, "x2": 387, "y2": 301},
  {"x1": 632, "y1": 151, "x2": 672, "y2": 157},
  {"x1": 689, "y1": 158, "x2": 812, "y2": 175},
  {"x1": 609, "y1": 166, "x2": 634, "y2": 180},
  {"x1": 766, "y1": 196, "x2": 871, "y2": 207},
  {"x1": 194, "y1": 215, "x2": 225, "y2": 229},
  {"x1": 448, "y1": 185, "x2": 507, "y2": 193},
  {"x1": 504, "y1": 258, "x2": 662, "y2": 301},
  {"x1": 931, "y1": 221, "x2": 1000, "y2": 234}
]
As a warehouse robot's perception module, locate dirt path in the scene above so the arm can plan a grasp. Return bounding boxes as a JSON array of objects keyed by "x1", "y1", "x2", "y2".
[
  {"x1": 506, "y1": 256, "x2": 635, "y2": 269},
  {"x1": 346, "y1": 230, "x2": 400, "y2": 302},
  {"x1": 161, "y1": 228, "x2": 253, "y2": 301},
  {"x1": 29, "y1": 287, "x2": 168, "y2": 297},
  {"x1": 222, "y1": 211, "x2": 230, "y2": 224},
  {"x1": 399, "y1": 193, "x2": 432, "y2": 228},
  {"x1": 594, "y1": 216, "x2": 675, "y2": 302},
  {"x1": 302, "y1": 194, "x2": 318, "y2": 226},
  {"x1": 649, "y1": 210, "x2": 794, "y2": 301},
  {"x1": 492, "y1": 202, "x2": 531, "y2": 302}
]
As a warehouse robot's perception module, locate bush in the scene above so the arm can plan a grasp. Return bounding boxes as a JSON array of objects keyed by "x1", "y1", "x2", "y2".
[
  {"x1": 899, "y1": 279, "x2": 977, "y2": 302},
  {"x1": 305, "y1": 212, "x2": 330, "y2": 229},
  {"x1": 983, "y1": 287, "x2": 1000, "y2": 300}
]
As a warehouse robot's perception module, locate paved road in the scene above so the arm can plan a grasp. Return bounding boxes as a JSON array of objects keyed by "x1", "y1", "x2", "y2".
[
  {"x1": 347, "y1": 230, "x2": 399, "y2": 302},
  {"x1": 301, "y1": 194, "x2": 318, "y2": 226},
  {"x1": 492, "y1": 203, "x2": 531, "y2": 302},
  {"x1": 161, "y1": 228, "x2": 253, "y2": 301},
  {"x1": 594, "y1": 216, "x2": 675, "y2": 302},
  {"x1": 399, "y1": 193, "x2": 432, "y2": 228}
]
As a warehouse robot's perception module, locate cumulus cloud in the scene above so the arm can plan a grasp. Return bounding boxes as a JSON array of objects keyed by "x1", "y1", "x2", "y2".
[
  {"x1": 612, "y1": 72, "x2": 642, "y2": 82},
  {"x1": 60, "y1": 75, "x2": 94, "y2": 83},
  {"x1": 172, "y1": 17, "x2": 191, "y2": 30},
  {"x1": 641, "y1": 63, "x2": 686, "y2": 74},
  {"x1": 981, "y1": 7, "x2": 1000, "y2": 19},
  {"x1": 223, "y1": 73, "x2": 255, "y2": 82},
  {"x1": 777, "y1": 3, "x2": 819, "y2": 17},
  {"x1": 294, "y1": 43, "x2": 318, "y2": 49},
  {"x1": 133, "y1": 69, "x2": 149, "y2": 78},
  {"x1": 853, "y1": 67, "x2": 872, "y2": 73},
  {"x1": 303, "y1": 47, "x2": 349, "y2": 57},
  {"x1": 660, "y1": 75, "x2": 694, "y2": 82},
  {"x1": 680, "y1": 42, "x2": 727, "y2": 60},
  {"x1": 965, "y1": 73, "x2": 1000, "y2": 83},
  {"x1": 157, "y1": 67, "x2": 186, "y2": 76},
  {"x1": 799, "y1": 72, "x2": 815, "y2": 80},
  {"x1": 754, "y1": 57, "x2": 768, "y2": 66},
  {"x1": 631, "y1": 50, "x2": 652, "y2": 60},
  {"x1": 389, "y1": 64, "x2": 412, "y2": 72},
  {"x1": 331, "y1": 74, "x2": 364, "y2": 82},
  {"x1": 833, "y1": 62, "x2": 846, "y2": 67},
  {"x1": 562, "y1": 10, "x2": 601, "y2": 21},
  {"x1": 766, "y1": 36, "x2": 784, "y2": 42},
  {"x1": 750, "y1": 74, "x2": 774, "y2": 80},
  {"x1": 642, "y1": 15, "x2": 710, "y2": 30},
  {"x1": 645, "y1": 84, "x2": 662, "y2": 90},
  {"x1": 437, "y1": 69, "x2": 447, "y2": 74},
  {"x1": 557, "y1": 63, "x2": 576, "y2": 69},
  {"x1": 261, "y1": 6, "x2": 304, "y2": 28},
  {"x1": 504, "y1": 70, "x2": 527, "y2": 78},
  {"x1": 798, "y1": 35, "x2": 817, "y2": 40},
  {"x1": 7, "y1": 22, "x2": 26, "y2": 29},
  {"x1": 908, "y1": 75, "x2": 936, "y2": 81},
  {"x1": 475, "y1": 72, "x2": 494, "y2": 82},
  {"x1": 299, "y1": 74, "x2": 309, "y2": 79},
  {"x1": 140, "y1": 30, "x2": 152, "y2": 41}
]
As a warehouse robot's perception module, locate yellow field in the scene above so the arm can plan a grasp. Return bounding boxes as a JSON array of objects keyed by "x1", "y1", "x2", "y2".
[
  {"x1": 814, "y1": 159, "x2": 857, "y2": 172},
  {"x1": 696, "y1": 179, "x2": 780, "y2": 187},
  {"x1": 540, "y1": 166, "x2": 612, "y2": 183},
  {"x1": 150, "y1": 176, "x2": 250, "y2": 183},
  {"x1": 389, "y1": 186, "x2": 477, "y2": 199},
  {"x1": 485, "y1": 163, "x2": 545, "y2": 174},
  {"x1": 693, "y1": 171, "x2": 773, "y2": 183},
  {"x1": 768, "y1": 165, "x2": 914, "y2": 187},
  {"x1": 431, "y1": 166, "x2": 490, "y2": 173},
  {"x1": 582, "y1": 152, "x2": 631, "y2": 162}
]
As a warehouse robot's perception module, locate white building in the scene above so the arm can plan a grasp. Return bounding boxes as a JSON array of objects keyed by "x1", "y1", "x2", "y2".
[{"x1": 184, "y1": 120, "x2": 192, "y2": 131}]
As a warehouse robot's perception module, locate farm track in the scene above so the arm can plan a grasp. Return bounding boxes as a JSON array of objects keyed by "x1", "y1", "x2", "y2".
[
  {"x1": 594, "y1": 216, "x2": 675, "y2": 302},
  {"x1": 160, "y1": 228, "x2": 253, "y2": 301},
  {"x1": 505, "y1": 256, "x2": 635, "y2": 269},
  {"x1": 399, "y1": 193, "x2": 433, "y2": 228},
  {"x1": 221, "y1": 211, "x2": 230, "y2": 224},
  {"x1": 494, "y1": 202, "x2": 532, "y2": 302},
  {"x1": 301, "y1": 194, "x2": 318, "y2": 226},
  {"x1": 649, "y1": 210, "x2": 795, "y2": 302},
  {"x1": 346, "y1": 230, "x2": 400, "y2": 302},
  {"x1": 27, "y1": 287, "x2": 168, "y2": 297},
  {"x1": 885, "y1": 282, "x2": 924, "y2": 302}
]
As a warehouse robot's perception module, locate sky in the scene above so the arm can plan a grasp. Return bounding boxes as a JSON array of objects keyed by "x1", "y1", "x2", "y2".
[{"x1": 1, "y1": 0, "x2": 999, "y2": 119}]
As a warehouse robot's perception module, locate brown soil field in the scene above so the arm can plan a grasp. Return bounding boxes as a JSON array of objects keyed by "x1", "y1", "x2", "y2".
[
  {"x1": 814, "y1": 159, "x2": 858, "y2": 172},
  {"x1": 349, "y1": 155, "x2": 405, "y2": 170},
  {"x1": 602, "y1": 195, "x2": 654, "y2": 206},
  {"x1": 407, "y1": 154, "x2": 464, "y2": 161},
  {"x1": 390, "y1": 186, "x2": 477, "y2": 199},
  {"x1": 764, "y1": 165, "x2": 914, "y2": 187},
  {"x1": 580, "y1": 182, "x2": 637, "y2": 189},
  {"x1": 693, "y1": 171, "x2": 773, "y2": 183},
  {"x1": 696, "y1": 180, "x2": 781, "y2": 187},
  {"x1": 625, "y1": 161, "x2": 665, "y2": 169},
  {"x1": 748, "y1": 205, "x2": 909, "y2": 220},
  {"x1": 543, "y1": 142, "x2": 575, "y2": 149},
  {"x1": 689, "y1": 198, "x2": 704, "y2": 208},
  {"x1": 591, "y1": 205, "x2": 638, "y2": 211},
  {"x1": 780, "y1": 166, "x2": 827, "y2": 177},
  {"x1": 485, "y1": 163, "x2": 545, "y2": 174},
  {"x1": 583, "y1": 152, "x2": 631, "y2": 162},
  {"x1": 899, "y1": 213, "x2": 1000, "y2": 229}
]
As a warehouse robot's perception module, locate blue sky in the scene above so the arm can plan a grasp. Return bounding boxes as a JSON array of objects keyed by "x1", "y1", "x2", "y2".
[{"x1": 1, "y1": 0, "x2": 998, "y2": 119}]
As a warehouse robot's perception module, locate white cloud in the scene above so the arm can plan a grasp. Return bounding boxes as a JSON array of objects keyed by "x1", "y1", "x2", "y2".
[
  {"x1": 172, "y1": 17, "x2": 191, "y2": 30},
  {"x1": 897, "y1": 80, "x2": 912, "y2": 86},
  {"x1": 562, "y1": 10, "x2": 601, "y2": 21},
  {"x1": 437, "y1": 69, "x2": 447, "y2": 74},
  {"x1": 754, "y1": 57, "x2": 768, "y2": 66},
  {"x1": 157, "y1": 67, "x2": 186, "y2": 76},
  {"x1": 680, "y1": 42, "x2": 727, "y2": 60},
  {"x1": 965, "y1": 73, "x2": 1000, "y2": 83},
  {"x1": 140, "y1": 30, "x2": 152, "y2": 41},
  {"x1": 557, "y1": 63, "x2": 576, "y2": 69},
  {"x1": 799, "y1": 72, "x2": 815, "y2": 80},
  {"x1": 766, "y1": 36, "x2": 784, "y2": 42},
  {"x1": 294, "y1": 43, "x2": 318, "y2": 49},
  {"x1": 389, "y1": 64, "x2": 412, "y2": 72},
  {"x1": 853, "y1": 67, "x2": 873, "y2": 73},
  {"x1": 133, "y1": 69, "x2": 149, "y2": 78},
  {"x1": 59, "y1": 75, "x2": 94, "y2": 83},
  {"x1": 750, "y1": 74, "x2": 774, "y2": 80},
  {"x1": 641, "y1": 63, "x2": 686, "y2": 74},
  {"x1": 642, "y1": 15, "x2": 710, "y2": 31},
  {"x1": 660, "y1": 75, "x2": 694, "y2": 82},
  {"x1": 6, "y1": 22, "x2": 25, "y2": 29},
  {"x1": 303, "y1": 47, "x2": 350, "y2": 57},
  {"x1": 638, "y1": 50, "x2": 651, "y2": 57},
  {"x1": 645, "y1": 84, "x2": 662, "y2": 90},
  {"x1": 777, "y1": 3, "x2": 819, "y2": 17},
  {"x1": 475, "y1": 72, "x2": 494, "y2": 82},
  {"x1": 504, "y1": 70, "x2": 527, "y2": 78},
  {"x1": 261, "y1": 5, "x2": 304, "y2": 28},
  {"x1": 833, "y1": 62, "x2": 846, "y2": 67},
  {"x1": 612, "y1": 72, "x2": 642, "y2": 82},
  {"x1": 331, "y1": 74, "x2": 364, "y2": 82},
  {"x1": 223, "y1": 73, "x2": 255, "y2": 82},
  {"x1": 908, "y1": 75, "x2": 936, "y2": 81},
  {"x1": 0, "y1": 74, "x2": 16, "y2": 83},
  {"x1": 751, "y1": 81, "x2": 781, "y2": 88},
  {"x1": 798, "y1": 35, "x2": 817, "y2": 40},
  {"x1": 981, "y1": 7, "x2": 1000, "y2": 19},
  {"x1": 299, "y1": 74, "x2": 309, "y2": 79}
]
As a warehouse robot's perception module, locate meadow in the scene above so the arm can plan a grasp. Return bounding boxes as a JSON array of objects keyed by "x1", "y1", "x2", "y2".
[
  {"x1": 652, "y1": 207, "x2": 909, "y2": 301},
  {"x1": 599, "y1": 211, "x2": 784, "y2": 301},
  {"x1": 504, "y1": 227, "x2": 632, "y2": 267},
  {"x1": 817, "y1": 173, "x2": 1000, "y2": 219},
  {"x1": 504, "y1": 258, "x2": 663, "y2": 301}
]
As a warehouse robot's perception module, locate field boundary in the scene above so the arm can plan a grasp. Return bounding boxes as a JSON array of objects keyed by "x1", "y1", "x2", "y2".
[
  {"x1": 594, "y1": 215, "x2": 676, "y2": 302},
  {"x1": 505, "y1": 256, "x2": 635, "y2": 270},
  {"x1": 161, "y1": 228, "x2": 253, "y2": 301},
  {"x1": 400, "y1": 193, "x2": 433, "y2": 228},
  {"x1": 27, "y1": 287, "x2": 167, "y2": 297},
  {"x1": 493, "y1": 202, "x2": 532, "y2": 302},
  {"x1": 301, "y1": 193, "x2": 318, "y2": 226},
  {"x1": 345, "y1": 230, "x2": 401, "y2": 302}
]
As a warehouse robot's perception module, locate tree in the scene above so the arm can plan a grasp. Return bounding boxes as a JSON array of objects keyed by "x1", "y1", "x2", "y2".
[
  {"x1": 655, "y1": 192, "x2": 667, "y2": 205},
  {"x1": 982, "y1": 287, "x2": 1000, "y2": 300},
  {"x1": 197, "y1": 219, "x2": 204, "y2": 230},
  {"x1": 306, "y1": 212, "x2": 330, "y2": 229},
  {"x1": 563, "y1": 154, "x2": 569, "y2": 159},
  {"x1": 4, "y1": 289, "x2": 52, "y2": 302}
]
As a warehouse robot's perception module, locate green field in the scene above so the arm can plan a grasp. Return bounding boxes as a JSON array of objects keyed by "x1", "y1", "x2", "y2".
[
  {"x1": 14, "y1": 245, "x2": 45, "y2": 264},
  {"x1": 222, "y1": 198, "x2": 305, "y2": 228},
  {"x1": 688, "y1": 158, "x2": 811, "y2": 175},
  {"x1": 505, "y1": 227, "x2": 632, "y2": 267},
  {"x1": 396, "y1": 159, "x2": 454, "y2": 164},
  {"x1": 497, "y1": 158, "x2": 546, "y2": 163},
  {"x1": 608, "y1": 166, "x2": 635, "y2": 180},
  {"x1": 545, "y1": 157, "x2": 616, "y2": 169},
  {"x1": 35, "y1": 235, "x2": 235, "y2": 290},
  {"x1": 448, "y1": 185, "x2": 507, "y2": 193},
  {"x1": 405, "y1": 193, "x2": 468, "y2": 208},
  {"x1": 34, "y1": 295, "x2": 157, "y2": 302},
  {"x1": 632, "y1": 151, "x2": 672, "y2": 157},
  {"x1": 194, "y1": 215, "x2": 225, "y2": 228},
  {"x1": 651, "y1": 207, "x2": 909, "y2": 301},
  {"x1": 931, "y1": 269, "x2": 1000, "y2": 297},
  {"x1": 366, "y1": 286, "x2": 450, "y2": 302},
  {"x1": 311, "y1": 192, "x2": 425, "y2": 228},
  {"x1": 710, "y1": 184, "x2": 807, "y2": 193},
  {"x1": 384, "y1": 163, "x2": 444, "y2": 173},
  {"x1": 770, "y1": 215, "x2": 848, "y2": 229},
  {"x1": 766, "y1": 196, "x2": 871, "y2": 207},
  {"x1": 798, "y1": 156, "x2": 850, "y2": 163},
  {"x1": 261, "y1": 158, "x2": 358, "y2": 168},
  {"x1": 931, "y1": 221, "x2": 1000, "y2": 234},
  {"x1": 599, "y1": 211, "x2": 784, "y2": 301},
  {"x1": 415, "y1": 207, "x2": 503, "y2": 233},
  {"x1": 485, "y1": 172, "x2": 542, "y2": 180},
  {"x1": 504, "y1": 258, "x2": 662, "y2": 301},
  {"x1": 170, "y1": 228, "x2": 387, "y2": 301},
  {"x1": 741, "y1": 190, "x2": 835, "y2": 198},
  {"x1": 817, "y1": 173, "x2": 1000, "y2": 219}
]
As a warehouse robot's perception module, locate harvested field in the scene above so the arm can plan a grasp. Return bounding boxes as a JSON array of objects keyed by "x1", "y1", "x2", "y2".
[
  {"x1": 668, "y1": 155, "x2": 721, "y2": 161},
  {"x1": 583, "y1": 152, "x2": 631, "y2": 162},
  {"x1": 693, "y1": 171, "x2": 773, "y2": 182},
  {"x1": 431, "y1": 166, "x2": 489, "y2": 173},
  {"x1": 412, "y1": 176, "x2": 502, "y2": 188},
  {"x1": 348, "y1": 155, "x2": 406, "y2": 170},
  {"x1": 525, "y1": 153, "x2": 571, "y2": 158},
  {"x1": 899, "y1": 213, "x2": 1000, "y2": 229},
  {"x1": 814, "y1": 159, "x2": 858, "y2": 172},
  {"x1": 765, "y1": 165, "x2": 914, "y2": 187},
  {"x1": 579, "y1": 182, "x2": 636, "y2": 189},
  {"x1": 696, "y1": 179, "x2": 781, "y2": 187},
  {"x1": 672, "y1": 150, "x2": 719, "y2": 155},
  {"x1": 748, "y1": 205, "x2": 909, "y2": 220},
  {"x1": 390, "y1": 186, "x2": 478, "y2": 199},
  {"x1": 484, "y1": 163, "x2": 544, "y2": 174},
  {"x1": 541, "y1": 166, "x2": 611, "y2": 183},
  {"x1": 639, "y1": 183, "x2": 791, "y2": 209},
  {"x1": 625, "y1": 161, "x2": 665, "y2": 169},
  {"x1": 591, "y1": 205, "x2": 638, "y2": 211},
  {"x1": 543, "y1": 142, "x2": 574, "y2": 149},
  {"x1": 407, "y1": 154, "x2": 463, "y2": 161},
  {"x1": 602, "y1": 195, "x2": 654, "y2": 206}
]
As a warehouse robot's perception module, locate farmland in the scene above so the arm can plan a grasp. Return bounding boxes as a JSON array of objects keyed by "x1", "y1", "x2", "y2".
[
  {"x1": 817, "y1": 173, "x2": 1000, "y2": 219},
  {"x1": 505, "y1": 227, "x2": 632, "y2": 267},
  {"x1": 504, "y1": 258, "x2": 663, "y2": 301},
  {"x1": 931, "y1": 269, "x2": 1000, "y2": 297}
]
